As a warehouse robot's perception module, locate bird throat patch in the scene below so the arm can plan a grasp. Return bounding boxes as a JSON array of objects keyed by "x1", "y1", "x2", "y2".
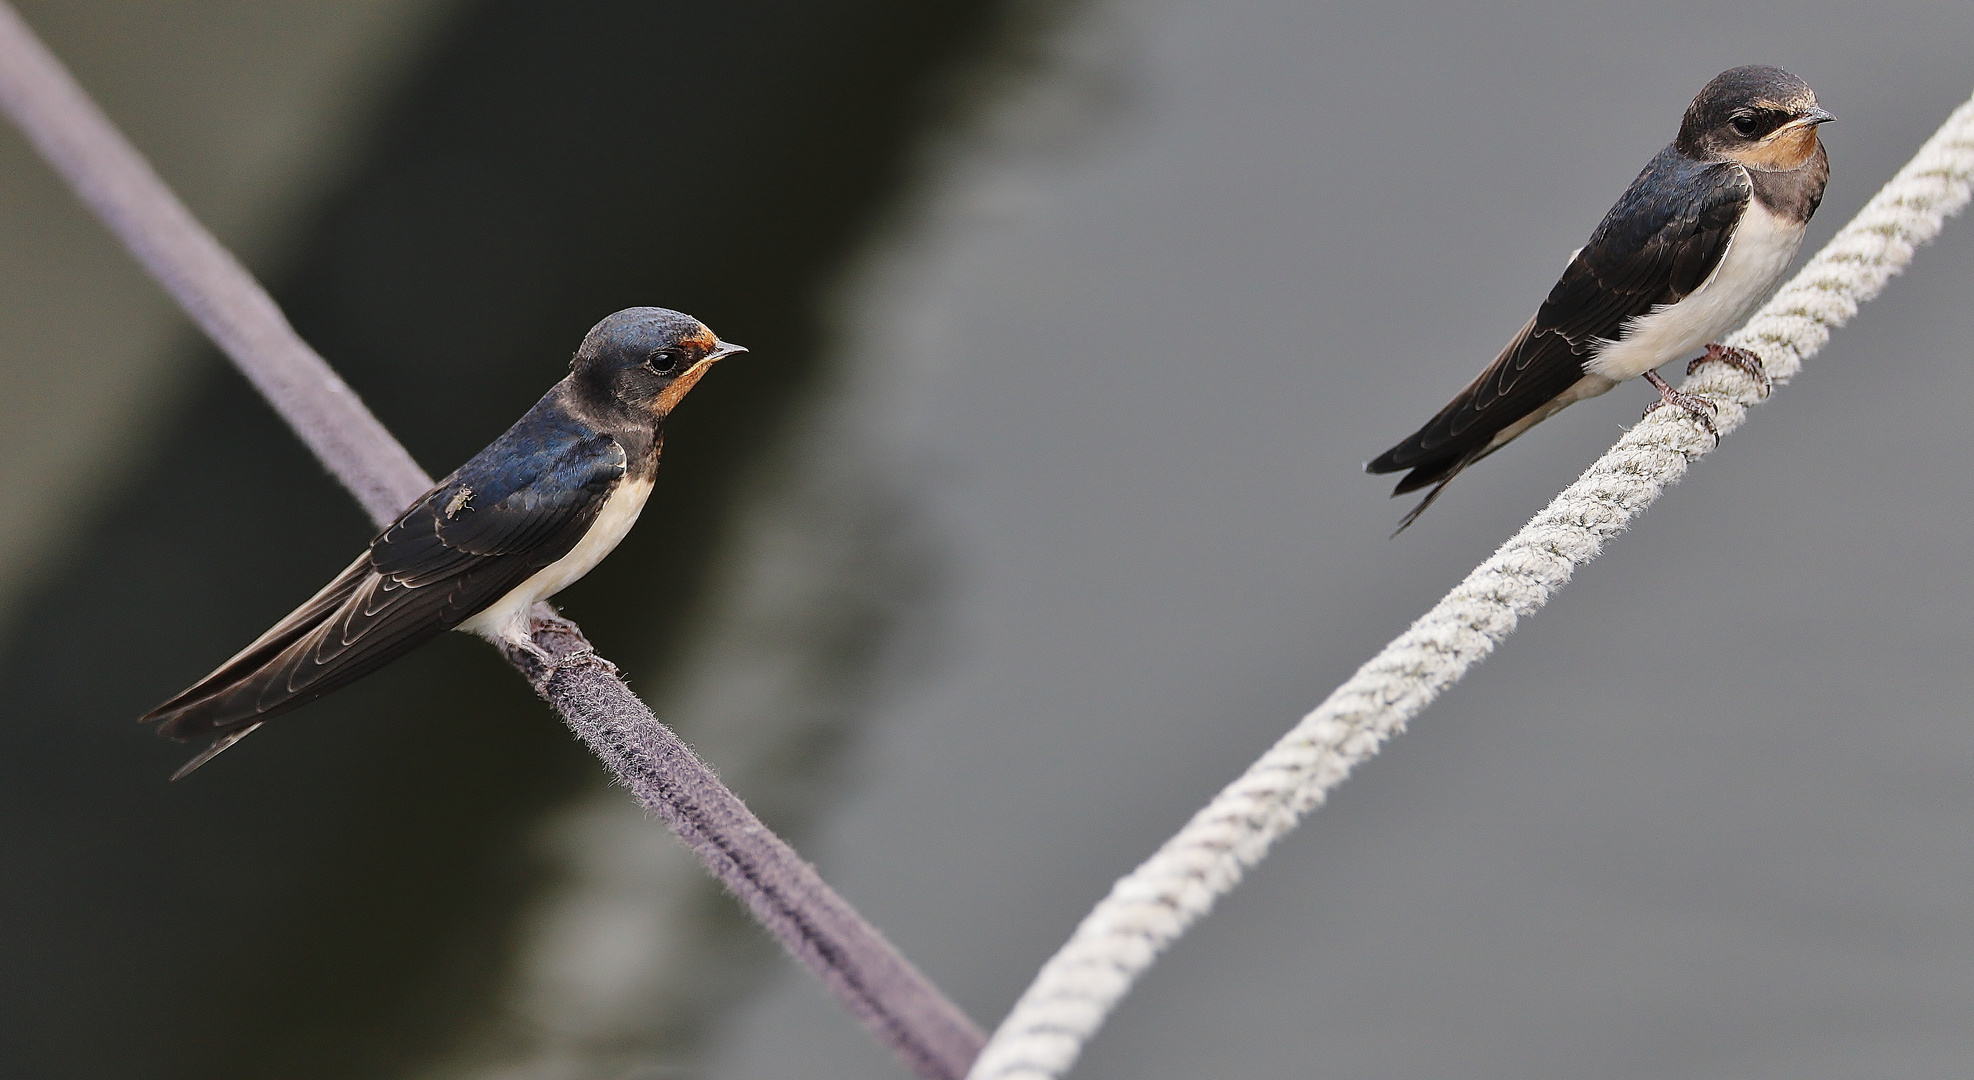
[
  {"x1": 652, "y1": 357, "x2": 717, "y2": 415},
  {"x1": 1735, "y1": 124, "x2": 1820, "y2": 171}
]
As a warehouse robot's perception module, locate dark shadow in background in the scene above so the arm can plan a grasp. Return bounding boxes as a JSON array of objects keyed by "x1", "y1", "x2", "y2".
[{"x1": 0, "y1": 1, "x2": 1016, "y2": 1076}]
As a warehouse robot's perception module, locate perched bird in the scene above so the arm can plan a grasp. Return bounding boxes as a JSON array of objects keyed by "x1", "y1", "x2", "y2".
[
  {"x1": 143, "y1": 307, "x2": 745, "y2": 778},
  {"x1": 1368, "y1": 65, "x2": 1832, "y2": 532}
]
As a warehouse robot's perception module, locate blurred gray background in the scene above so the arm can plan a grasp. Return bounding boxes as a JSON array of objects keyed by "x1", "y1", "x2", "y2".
[{"x1": 2, "y1": 1, "x2": 1972, "y2": 1078}]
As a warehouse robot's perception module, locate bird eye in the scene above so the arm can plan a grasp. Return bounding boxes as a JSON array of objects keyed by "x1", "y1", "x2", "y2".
[
  {"x1": 1730, "y1": 113, "x2": 1759, "y2": 137},
  {"x1": 647, "y1": 350, "x2": 681, "y2": 374}
]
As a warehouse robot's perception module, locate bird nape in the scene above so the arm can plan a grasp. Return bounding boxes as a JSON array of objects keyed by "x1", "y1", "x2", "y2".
[
  {"x1": 1367, "y1": 64, "x2": 1831, "y2": 533},
  {"x1": 141, "y1": 306, "x2": 745, "y2": 778}
]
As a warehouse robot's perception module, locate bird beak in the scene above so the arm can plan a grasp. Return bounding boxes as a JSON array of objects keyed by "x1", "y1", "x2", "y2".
[
  {"x1": 708, "y1": 340, "x2": 748, "y2": 361},
  {"x1": 1794, "y1": 107, "x2": 1837, "y2": 128}
]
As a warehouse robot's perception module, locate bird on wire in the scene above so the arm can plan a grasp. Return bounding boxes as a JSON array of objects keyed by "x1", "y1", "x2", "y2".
[
  {"x1": 142, "y1": 307, "x2": 744, "y2": 779},
  {"x1": 1367, "y1": 65, "x2": 1832, "y2": 533}
]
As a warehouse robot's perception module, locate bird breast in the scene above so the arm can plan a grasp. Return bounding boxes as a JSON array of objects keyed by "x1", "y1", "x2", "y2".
[
  {"x1": 1586, "y1": 196, "x2": 1804, "y2": 382},
  {"x1": 457, "y1": 475, "x2": 655, "y2": 645},
  {"x1": 523, "y1": 475, "x2": 655, "y2": 601}
]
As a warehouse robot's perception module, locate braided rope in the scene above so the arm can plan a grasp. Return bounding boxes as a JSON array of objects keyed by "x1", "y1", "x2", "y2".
[{"x1": 968, "y1": 90, "x2": 1974, "y2": 1080}]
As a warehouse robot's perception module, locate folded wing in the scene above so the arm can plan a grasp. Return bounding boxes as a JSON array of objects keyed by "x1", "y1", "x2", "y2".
[
  {"x1": 1368, "y1": 149, "x2": 1751, "y2": 515},
  {"x1": 145, "y1": 405, "x2": 626, "y2": 775}
]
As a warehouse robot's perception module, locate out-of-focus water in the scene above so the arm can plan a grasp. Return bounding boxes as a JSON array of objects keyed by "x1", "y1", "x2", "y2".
[{"x1": 5, "y1": 1, "x2": 1974, "y2": 1078}]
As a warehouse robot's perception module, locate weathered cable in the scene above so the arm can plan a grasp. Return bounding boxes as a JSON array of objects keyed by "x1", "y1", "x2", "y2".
[
  {"x1": 968, "y1": 90, "x2": 1974, "y2": 1080},
  {"x1": 0, "y1": 6, "x2": 984, "y2": 1077}
]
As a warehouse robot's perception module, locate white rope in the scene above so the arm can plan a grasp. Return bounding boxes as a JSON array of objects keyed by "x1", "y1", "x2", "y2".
[{"x1": 967, "y1": 90, "x2": 1974, "y2": 1080}]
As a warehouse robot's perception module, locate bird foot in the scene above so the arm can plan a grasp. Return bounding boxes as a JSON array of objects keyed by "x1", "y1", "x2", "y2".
[
  {"x1": 1641, "y1": 370, "x2": 1719, "y2": 445},
  {"x1": 512, "y1": 638, "x2": 558, "y2": 682},
  {"x1": 511, "y1": 638, "x2": 586, "y2": 680},
  {"x1": 515, "y1": 640, "x2": 604, "y2": 687},
  {"x1": 1686, "y1": 343, "x2": 1771, "y2": 398}
]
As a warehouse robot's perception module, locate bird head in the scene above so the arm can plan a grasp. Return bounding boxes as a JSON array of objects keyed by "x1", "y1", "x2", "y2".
[
  {"x1": 570, "y1": 307, "x2": 746, "y2": 419},
  {"x1": 1677, "y1": 66, "x2": 1833, "y2": 170}
]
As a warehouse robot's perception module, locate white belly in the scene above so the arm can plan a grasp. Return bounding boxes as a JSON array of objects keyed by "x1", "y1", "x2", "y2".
[
  {"x1": 458, "y1": 476, "x2": 654, "y2": 646},
  {"x1": 1587, "y1": 199, "x2": 1803, "y2": 381}
]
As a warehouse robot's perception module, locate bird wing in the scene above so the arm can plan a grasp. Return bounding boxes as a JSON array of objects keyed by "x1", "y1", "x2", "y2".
[
  {"x1": 1368, "y1": 147, "x2": 1751, "y2": 492},
  {"x1": 145, "y1": 408, "x2": 627, "y2": 756},
  {"x1": 369, "y1": 419, "x2": 628, "y2": 585}
]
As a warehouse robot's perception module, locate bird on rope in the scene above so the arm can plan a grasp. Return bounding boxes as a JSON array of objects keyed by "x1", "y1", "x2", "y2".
[
  {"x1": 1368, "y1": 65, "x2": 1833, "y2": 532},
  {"x1": 142, "y1": 307, "x2": 744, "y2": 779}
]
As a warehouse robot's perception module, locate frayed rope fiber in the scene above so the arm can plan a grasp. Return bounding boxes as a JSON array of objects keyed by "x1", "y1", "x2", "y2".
[{"x1": 968, "y1": 89, "x2": 1974, "y2": 1080}]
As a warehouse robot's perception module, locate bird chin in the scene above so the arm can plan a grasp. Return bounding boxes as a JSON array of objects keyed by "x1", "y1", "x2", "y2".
[
  {"x1": 1733, "y1": 125, "x2": 1820, "y2": 171},
  {"x1": 651, "y1": 357, "x2": 720, "y2": 415}
]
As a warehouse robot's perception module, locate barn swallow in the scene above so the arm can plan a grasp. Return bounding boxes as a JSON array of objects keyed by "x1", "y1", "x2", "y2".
[
  {"x1": 142, "y1": 307, "x2": 744, "y2": 778},
  {"x1": 1368, "y1": 65, "x2": 1832, "y2": 532}
]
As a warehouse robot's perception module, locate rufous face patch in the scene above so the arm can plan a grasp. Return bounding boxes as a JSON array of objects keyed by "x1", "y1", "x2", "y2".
[{"x1": 1732, "y1": 122, "x2": 1821, "y2": 171}]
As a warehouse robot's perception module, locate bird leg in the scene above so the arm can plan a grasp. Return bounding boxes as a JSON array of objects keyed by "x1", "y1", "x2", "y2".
[
  {"x1": 1686, "y1": 342, "x2": 1772, "y2": 398},
  {"x1": 1641, "y1": 370, "x2": 1719, "y2": 443},
  {"x1": 505, "y1": 635, "x2": 609, "y2": 688},
  {"x1": 510, "y1": 637, "x2": 560, "y2": 683},
  {"x1": 548, "y1": 646, "x2": 601, "y2": 673},
  {"x1": 502, "y1": 606, "x2": 615, "y2": 686}
]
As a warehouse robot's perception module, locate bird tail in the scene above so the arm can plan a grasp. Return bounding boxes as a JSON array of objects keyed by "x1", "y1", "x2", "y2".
[
  {"x1": 1384, "y1": 451, "x2": 1480, "y2": 536},
  {"x1": 1365, "y1": 385, "x2": 1494, "y2": 535},
  {"x1": 166, "y1": 723, "x2": 265, "y2": 781},
  {"x1": 141, "y1": 552, "x2": 387, "y2": 778}
]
